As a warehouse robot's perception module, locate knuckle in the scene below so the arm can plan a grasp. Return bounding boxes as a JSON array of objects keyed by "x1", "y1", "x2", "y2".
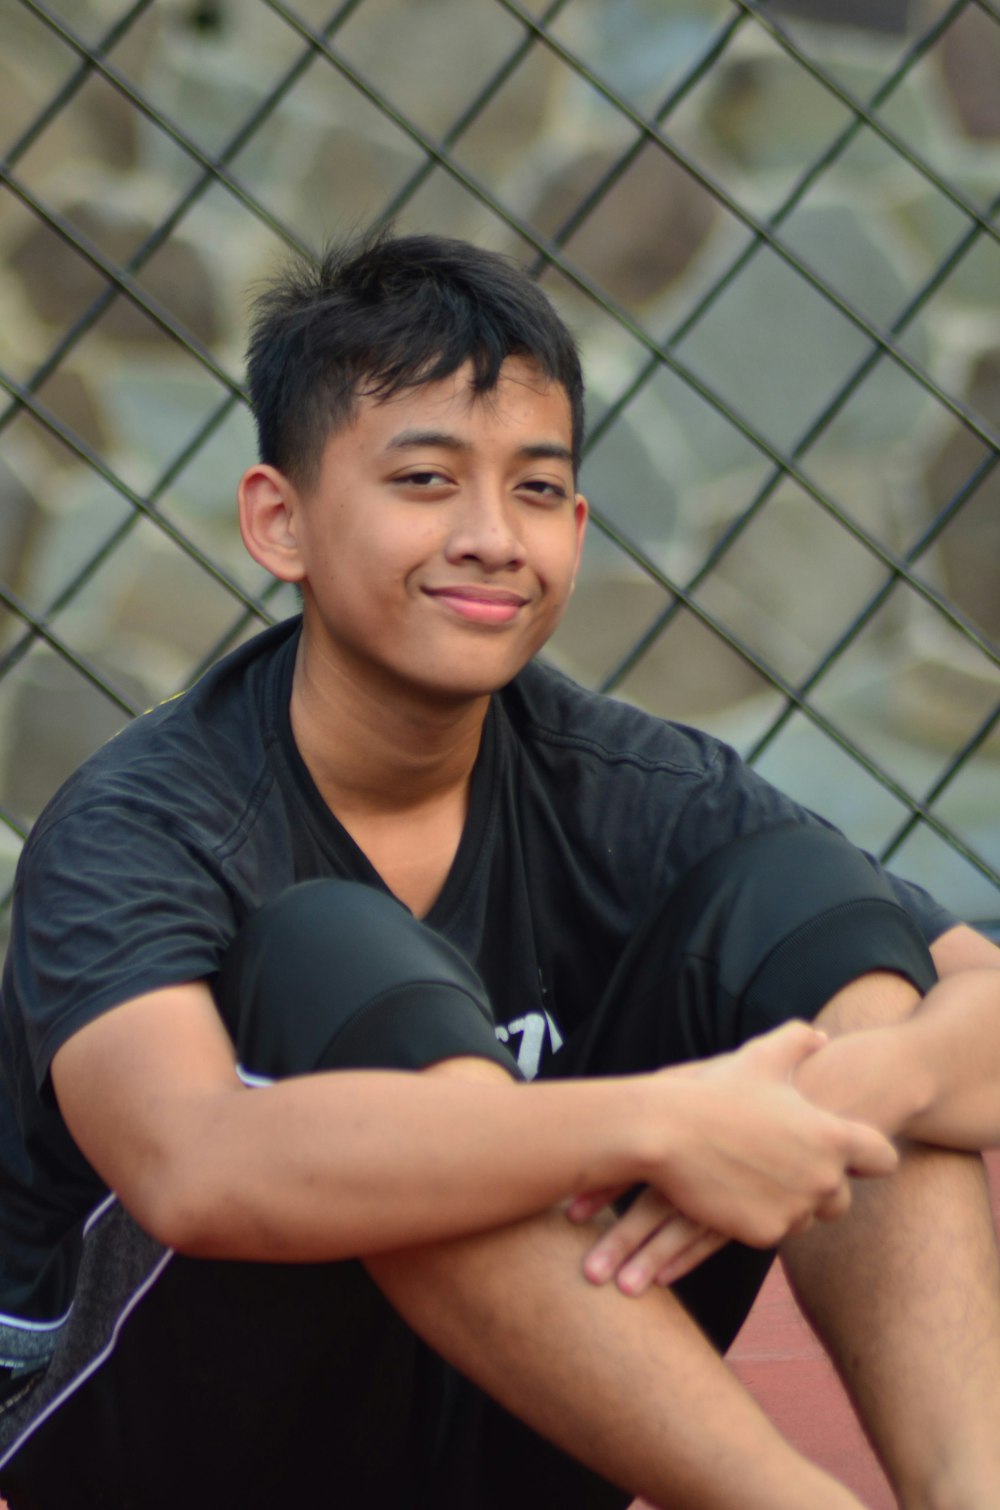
[{"x1": 758, "y1": 1214, "x2": 788, "y2": 1247}]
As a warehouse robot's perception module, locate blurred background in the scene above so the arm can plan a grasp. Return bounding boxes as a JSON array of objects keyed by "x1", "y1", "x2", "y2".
[{"x1": 1, "y1": 0, "x2": 998, "y2": 958}]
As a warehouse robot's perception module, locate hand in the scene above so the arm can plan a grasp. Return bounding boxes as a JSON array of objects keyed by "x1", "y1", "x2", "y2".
[
  {"x1": 568, "y1": 1183, "x2": 728, "y2": 1294},
  {"x1": 569, "y1": 1021, "x2": 898, "y2": 1294}
]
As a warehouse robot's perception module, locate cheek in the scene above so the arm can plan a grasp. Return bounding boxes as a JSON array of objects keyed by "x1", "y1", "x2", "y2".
[
  {"x1": 329, "y1": 522, "x2": 398, "y2": 580},
  {"x1": 533, "y1": 526, "x2": 581, "y2": 592},
  {"x1": 383, "y1": 521, "x2": 442, "y2": 583}
]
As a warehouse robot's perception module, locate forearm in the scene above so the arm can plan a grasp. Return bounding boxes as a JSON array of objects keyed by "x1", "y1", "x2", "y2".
[
  {"x1": 369, "y1": 1207, "x2": 864, "y2": 1510},
  {"x1": 158, "y1": 1041, "x2": 900, "y2": 1265},
  {"x1": 54, "y1": 988, "x2": 654, "y2": 1264},
  {"x1": 130, "y1": 1067, "x2": 650, "y2": 1261}
]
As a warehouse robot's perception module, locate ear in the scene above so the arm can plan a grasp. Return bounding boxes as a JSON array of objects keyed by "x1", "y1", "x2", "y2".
[
  {"x1": 572, "y1": 493, "x2": 589, "y2": 581},
  {"x1": 238, "y1": 464, "x2": 306, "y2": 583}
]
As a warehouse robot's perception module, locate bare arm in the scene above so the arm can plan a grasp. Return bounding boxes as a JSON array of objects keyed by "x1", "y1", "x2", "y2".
[
  {"x1": 50, "y1": 984, "x2": 895, "y2": 1264},
  {"x1": 795, "y1": 925, "x2": 1000, "y2": 1149},
  {"x1": 52, "y1": 982, "x2": 634, "y2": 1260},
  {"x1": 930, "y1": 920, "x2": 1000, "y2": 977}
]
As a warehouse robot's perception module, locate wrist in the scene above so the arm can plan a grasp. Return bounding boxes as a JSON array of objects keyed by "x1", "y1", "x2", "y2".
[
  {"x1": 608, "y1": 1068, "x2": 697, "y2": 1195},
  {"x1": 588, "y1": 1072, "x2": 672, "y2": 1193},
  {"x1": 794, "y1": 1025, "x2": 934, "y2": 1137}
]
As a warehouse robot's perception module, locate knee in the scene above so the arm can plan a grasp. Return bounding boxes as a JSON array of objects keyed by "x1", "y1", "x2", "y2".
[
  {"x1": 676, "y1": 825, "x2": 937, "y2": 1034},
  {"x1": 216, "y1": 880, "x2": 519, "y2": 1081},
  {"x1": 733, "y1": 826, "x2": 937, "y2": 1028}
]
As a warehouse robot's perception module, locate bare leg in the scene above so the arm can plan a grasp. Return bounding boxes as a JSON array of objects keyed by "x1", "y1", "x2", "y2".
[
  {"x1": 367, "y1": 1060, "x2": 865, "y2": 1510},
  {"x1": 787, "y1": 975, "x2": 1000, "y2": 1510}
]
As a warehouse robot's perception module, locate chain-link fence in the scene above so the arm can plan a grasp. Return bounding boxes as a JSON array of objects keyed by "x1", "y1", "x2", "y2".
[{"x1": 2, "y1": 0, "x2": 999, "y2": 960}]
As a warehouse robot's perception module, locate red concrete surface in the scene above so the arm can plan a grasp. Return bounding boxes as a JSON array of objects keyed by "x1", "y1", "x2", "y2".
[{"x1": 634, "y1": 1150, "x2": 1000, "y2": 1510}]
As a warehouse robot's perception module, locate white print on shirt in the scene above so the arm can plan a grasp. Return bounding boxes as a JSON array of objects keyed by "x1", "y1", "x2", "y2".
[{"x1": 494, "y1": 1010, "x2": 564, "y2": 1081}]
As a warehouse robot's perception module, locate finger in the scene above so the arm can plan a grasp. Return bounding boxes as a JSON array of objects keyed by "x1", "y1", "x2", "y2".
[
  {"x1": 843, "y1": 1120, "x2": 899, "y2": 1179},
  {"x1": 582, "y1": 1188, "x2": 677, "y2": 1285},
  {"x1": 615, "y1": 1215, "x2": 716, "y2": 1296},
  {"x1": 565, "y1": 1186, "x2": 628, "y2": 1223},
  {"x1": 653, "y1": 1228, "x2": 729, "y2": 1287}
]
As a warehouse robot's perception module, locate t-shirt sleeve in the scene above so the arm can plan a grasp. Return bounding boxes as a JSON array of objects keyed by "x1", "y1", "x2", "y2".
[
  {"x1": 8, "y1": 801, "x2": 242, "y2": 1089},
  {"x1": 665, "y1": 736, "x2": 959, "y2": 946}
]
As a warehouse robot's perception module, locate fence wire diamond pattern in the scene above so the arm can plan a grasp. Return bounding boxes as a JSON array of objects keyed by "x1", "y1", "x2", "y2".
[{"x1": 1, "y1": 0, "x2": 999, "y2": 958}]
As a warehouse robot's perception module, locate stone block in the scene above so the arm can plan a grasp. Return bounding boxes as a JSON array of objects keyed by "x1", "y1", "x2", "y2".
[
  {"x1": 10, "y1": 197, "x2": 221, "y2": 346},
  {"x1": 529, "y1": 141, "x2": 718, "y2": 309}
]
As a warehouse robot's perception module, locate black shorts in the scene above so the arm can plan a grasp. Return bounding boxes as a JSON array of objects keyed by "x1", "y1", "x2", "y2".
[{"x1": 0, "y1": 825, "x2": 936, "y2": 1509}]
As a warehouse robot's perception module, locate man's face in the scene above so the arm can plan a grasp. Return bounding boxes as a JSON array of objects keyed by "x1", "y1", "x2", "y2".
[{"x1": 286, "y1": 356, "x2": 588, "y2": 704}]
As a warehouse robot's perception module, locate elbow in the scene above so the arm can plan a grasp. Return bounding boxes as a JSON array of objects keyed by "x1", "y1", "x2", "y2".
[
  {"x1": 111, "y1": 1088, "x2": 260, "y2": 1257},
  {"x1": 124, "y1": 1150, "x2": 293, "y2": 1261},
  {"x1": 121, "y1": 1158, "x2": 229, "y2": 1256}
]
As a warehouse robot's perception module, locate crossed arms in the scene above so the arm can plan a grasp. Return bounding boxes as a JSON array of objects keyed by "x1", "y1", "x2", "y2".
[{"x1": 50, "y1": 922, "x2": 1000, "y2": 1282}]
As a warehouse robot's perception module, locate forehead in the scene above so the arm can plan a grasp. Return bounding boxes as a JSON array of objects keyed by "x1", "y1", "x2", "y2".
[{"x1": 345, "y1": 356, "x2": 574, "y2": 452}]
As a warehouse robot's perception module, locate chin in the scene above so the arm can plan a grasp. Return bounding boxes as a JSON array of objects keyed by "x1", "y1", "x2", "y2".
[
  {"x1": 406, "y1": 659, "x2": 526, "y2": 703},
  {"x1": 414, "y1": 675, "x2": 514, "y2": 704}
]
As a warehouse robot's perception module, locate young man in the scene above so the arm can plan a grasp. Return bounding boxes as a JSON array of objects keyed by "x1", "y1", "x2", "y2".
[{"x1": 1, "y1": 230, "x2": 999, "y2": 1509}]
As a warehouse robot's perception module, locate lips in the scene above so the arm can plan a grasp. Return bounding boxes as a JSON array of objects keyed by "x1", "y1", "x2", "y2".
[{"x1": 422, "y1": 585, "x2": 529, "y2": 624}]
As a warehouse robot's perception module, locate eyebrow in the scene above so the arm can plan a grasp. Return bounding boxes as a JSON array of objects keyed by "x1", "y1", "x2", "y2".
[
  {"x1": 386, "y1": 429, "x2": 573, "y2": 464},
  {"x1": 386, "y1": 429, "x2": 471, "y2": 454}
]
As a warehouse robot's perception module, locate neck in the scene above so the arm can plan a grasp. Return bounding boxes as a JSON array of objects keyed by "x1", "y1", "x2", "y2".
[{"x1": 289, "y1": 631, "x2": 490, "y2": 818}]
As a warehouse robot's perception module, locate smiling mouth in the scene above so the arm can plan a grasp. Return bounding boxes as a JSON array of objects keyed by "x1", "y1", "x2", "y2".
[{"x1": 422, "y1": 586, "x2": 529, "y2": 624}]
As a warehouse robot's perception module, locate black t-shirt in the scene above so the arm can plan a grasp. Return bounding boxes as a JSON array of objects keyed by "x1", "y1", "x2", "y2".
[{"x1": 0, "y1": 617, "x2": 955, "y2": 1330}]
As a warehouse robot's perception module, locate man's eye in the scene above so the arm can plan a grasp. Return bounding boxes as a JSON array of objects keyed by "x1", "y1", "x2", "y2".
[
  {"x1": 401, "y1": 470, "x2": 449, "y2": 487},
  {"x1": 521, "y1": 480, "x2": 568, "y2": 502}
]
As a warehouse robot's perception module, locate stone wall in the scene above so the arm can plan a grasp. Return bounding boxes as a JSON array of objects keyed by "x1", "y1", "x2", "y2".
[{"x1": 1, "y1": 0, "x2": 998, "y2": 938}]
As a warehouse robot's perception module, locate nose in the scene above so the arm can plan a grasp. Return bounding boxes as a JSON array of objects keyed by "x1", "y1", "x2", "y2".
[{"x1": 443, "y1": 486, "x2": 526, "y2": 573}]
